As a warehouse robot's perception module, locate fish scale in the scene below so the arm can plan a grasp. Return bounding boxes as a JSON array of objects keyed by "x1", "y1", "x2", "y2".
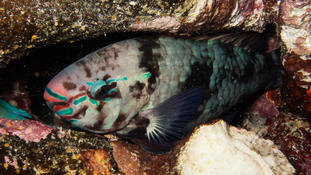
[
  {"x1": 43, "y1": 34, "x2": 282, "y2": 152},
  {"x1": 146, "y1": 37, "x2": 280, "y2": 126}
]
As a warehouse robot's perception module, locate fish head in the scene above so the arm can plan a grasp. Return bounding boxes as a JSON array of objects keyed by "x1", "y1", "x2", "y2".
[{"x1": 44, "y1": 39, "x2": 152, "y2": 133}]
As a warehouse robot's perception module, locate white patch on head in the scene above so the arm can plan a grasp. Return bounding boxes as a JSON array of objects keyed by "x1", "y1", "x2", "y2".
[
  {"x1": 75, "y1": 108, "x2": 100, "y2": 127},
  {"x1": 103, "y1": 99, "x2": 121, "y2": 129}
]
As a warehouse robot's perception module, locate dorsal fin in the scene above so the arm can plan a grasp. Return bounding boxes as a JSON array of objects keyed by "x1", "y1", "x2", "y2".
[{"x1": 194, "y1": 32, "x2": 268, "y2": 53}]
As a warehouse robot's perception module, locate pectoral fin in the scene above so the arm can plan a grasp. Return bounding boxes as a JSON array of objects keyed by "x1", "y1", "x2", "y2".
[{"x1": 142, "y1": 87, "x2": 204, "y2": 144}]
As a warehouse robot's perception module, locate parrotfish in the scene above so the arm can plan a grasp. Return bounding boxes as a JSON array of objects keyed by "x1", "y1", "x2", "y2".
[{"x1": 44, "y1": 33, "x2": 282, "y2": 152}]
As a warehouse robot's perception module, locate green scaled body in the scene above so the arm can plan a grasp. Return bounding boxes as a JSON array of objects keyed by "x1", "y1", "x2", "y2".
[{"x1": 143, "y1": 36, "x2": 281, "y2": 127}]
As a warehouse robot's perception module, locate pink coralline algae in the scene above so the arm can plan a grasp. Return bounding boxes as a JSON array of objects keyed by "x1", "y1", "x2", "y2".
[
  {"x1": 248, "y1": 92, "x2": 279, "y2": 118},
  {"x1": 0, "y1": 118, "x2": 53, "y2": 142}
]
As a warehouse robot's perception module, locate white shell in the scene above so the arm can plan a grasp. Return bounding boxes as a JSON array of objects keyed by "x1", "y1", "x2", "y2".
[{"x1": 176, "y1": 120, "x2": 295, "y2": 175}]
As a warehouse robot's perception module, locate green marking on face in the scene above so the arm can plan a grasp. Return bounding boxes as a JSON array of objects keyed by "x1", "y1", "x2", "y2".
[
  {"x1": 45, "y1": 87, "x2": 68, "y2": 101},
  {"x1": 70, "y1": 119, "x2": 84, "y2": 129},
  {"x1": 73, "y1": 96, "x2": 87, "y2": 105},
  {"x1": 108, "y1": 88, "x2": 117, "y2": 94},
  {"x1": 142, "y1": 72, "x2": 151, "y2": 80},
  {"x1": 104, "y1": 98, "x2": 111, "y2": 102},
  {"x1": 107, "y1": 76, "x2": 127, "y2": 84},
  {"x1": 86, "y1": 82, "x2": 94, "y2": 86},
  {"x1": 103, "y1": 118, "x2": 114, "y2": 129},
  {"x1": 107, "y1": 78, "x2": 116, "y2": 84},
  {"x1": 89, "y1": 98, "x2": 99, "y2": 107},
  {"x1": 56, "y1": 107, "x2": 74, "y2": 116}
]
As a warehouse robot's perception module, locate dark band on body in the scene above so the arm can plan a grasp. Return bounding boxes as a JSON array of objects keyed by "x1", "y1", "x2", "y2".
[
  {"x1": 220, "y1": 40, "x2": 256, "y2": 82},
  {"x1": 182, "y1": 40, "x2": 215, "y2": 115},
  {"x1": 129, "y1": 81, "x2": 145, "y2": 99},
  {"x1": 136, "y1": 37, "x2": 161, "y2": 94},
  {"x1": 76, "y1": 60, "x2": 92, "y2": 78},
  {"x1": 63, "y1": 81, "x2": 77, "y2": 90},
  {"x1": 97, "y1": 47, "x2": 119, "y2": 70},
  {"x1": 112, "y1": 113, "x2": 127, "y2": 130},
  {"x1": 71, "y1": 106, "x2": 88, "y2": 119}
]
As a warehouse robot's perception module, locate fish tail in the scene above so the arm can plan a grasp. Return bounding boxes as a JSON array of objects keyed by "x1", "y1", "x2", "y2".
[
  {"x1": 0, "y1": 99, "x2": 32, "y2": 120},
  {"x1": 203, "y1": 31, "x2": 283, "y2": 90}
]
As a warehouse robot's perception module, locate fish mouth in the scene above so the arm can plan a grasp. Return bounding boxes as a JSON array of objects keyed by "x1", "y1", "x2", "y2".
[
  {"x1": 43, "y1": 87, "x2": 75, "y2": 118},
  {"x1": 45, "y1": 100, "x2": 76, "y2": 119},
  {"x1": 44, "y1": 86, "x2": 68, "y2": 103}
]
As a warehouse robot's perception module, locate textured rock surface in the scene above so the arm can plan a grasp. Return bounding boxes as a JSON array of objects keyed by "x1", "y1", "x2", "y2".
[
  {"x1": 112, "y1": 140, "x2": 181, "y2": 175},
  {"x1": 263, "y1": 112, "x2": 311, "y2": 175},
  {"x1": 243, "y1": 90, "x2": 311, "y2": 175},
  {"x1": 243, "y1": 110, "x2": 311, "y2": 175},
  {"x1": 0, "y1": 80, "x2": 32, "y2": 116},
  {"x1": 0, "y1": 127, "x2": 119, "y2": 174},
  {"x1": 176, "y1": 120, "x2": 295, "y2": 175},
  {"x1": 0, "y1": 0, "x2": 278, "y2": 67},
  {"x1": 282, "y1": 55, "x2": 311, "y2": 117},
  {"x1": 81, "y1": 149, "x2": 116, "y2": 175},
  {"x1": 279, "y1": 0, "x2": 311, "y2": 117},
  {"x1": 0, "y1": 0, "x2": 180, "y2": 67},
  {"x1": 0, "y1": 119, "x2": 53, "y2": 142},
  {"x1": 130, "y1": 0, "x2": 278, "y2": 32},
  {"x1": 279, "y1": 0, "x2": 311, "y2": 56}
]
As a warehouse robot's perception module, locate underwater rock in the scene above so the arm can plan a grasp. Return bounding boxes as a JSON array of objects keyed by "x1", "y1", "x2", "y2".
[
  {"x1": 244, "y1": 111, "x2": 311, "y2": 175},
  {"x1": 279, "y1": 0, "x2": 311, "y2": 117},
  {"x1": 279, "y1": 0, "x2": 311, "y2": 56},
  {"x1": 241, "y1": 89, "x2": 281, "y2": 136},
  {"x1": 0, "y1": 0, "x2": 279, "y2": 67},
  {"x1": 80, "y1": 149, "x2": 114, "y2": 175},
  {"x1": 282, "y1": 54, "x2": 311, "y2": 117},
  {"x1": 111, "y1": 118, "x2": 296, "y2": 175},
  {"x1": 248, "y1": 90, "x2": 280, "y2": 118},
  {"x1": 243, "y1": 90, "x2": 311, "y2": 174},
  {"x1": 111, "y1": 140, "x2": 180, "y2": 175},
  {"x1": 0, "y1": 128, "x2": 118, "y2": 174},
  {"x1": 264, "y1": 112, "x2": 311, "y2": 175},
  {"x1": 176, "y1": 120, "x2": 295, "y2": 175},
  {"x1": 130, "y1": 0, "x2": 278, "y2": 33},
  {"x1": 242, "y1": 90, "x2": 311, "y2": 175},
  {"x1": 0, "y1": 0, "x2": 179, "y2": 67},
  {"x1": 0, "y1": 119, "x2": 53, "y2": 142},
  {"x1": 0, "y1": 80, "x2": 31, "y2": 115}
]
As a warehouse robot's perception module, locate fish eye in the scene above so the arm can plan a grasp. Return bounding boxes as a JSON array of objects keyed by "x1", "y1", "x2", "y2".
[
  {"x1": 93, "y1": 85, "x2": 110, "y2": 99},
  {"x1": 90, "y1": 80, "x2": 110, "y2": 99}
]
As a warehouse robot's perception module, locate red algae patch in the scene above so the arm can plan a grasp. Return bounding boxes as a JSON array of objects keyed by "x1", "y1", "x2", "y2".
[{"x1": 0, "y1": 119, "x2": 53, "y2": 142}]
